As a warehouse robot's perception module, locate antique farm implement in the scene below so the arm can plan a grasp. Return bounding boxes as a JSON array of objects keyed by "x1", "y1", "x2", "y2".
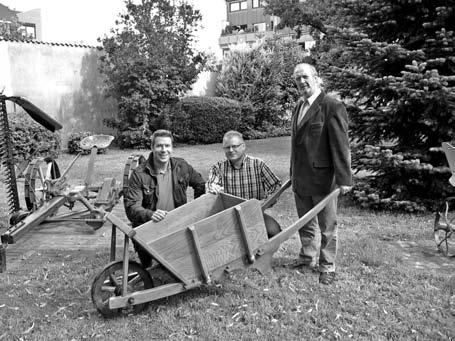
[
  {"x1": 0, "y1": 95, "x2": 63, "y2": 216},
  {"x1": 433, "y1": 142, "x2": 455, "y2": 256},
  {"x1": 90, "y1": 179, "x2": 340, "y2": 317},
  {"x1": 1, "y1": 134, "x2": 122, "y2": 244}
]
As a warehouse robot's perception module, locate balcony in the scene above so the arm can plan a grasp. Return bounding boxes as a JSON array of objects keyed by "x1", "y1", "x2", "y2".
[{"x1": 219, "y1": 26, "x2": 313, "y2": 50}]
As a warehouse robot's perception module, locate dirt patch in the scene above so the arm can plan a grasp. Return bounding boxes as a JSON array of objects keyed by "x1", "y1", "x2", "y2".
[{"x1": 391, "y1": 239, "x2": 455, "y2": 275}]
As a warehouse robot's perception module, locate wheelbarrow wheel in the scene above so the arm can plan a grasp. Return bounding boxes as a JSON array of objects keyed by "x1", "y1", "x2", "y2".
[{"x1": 91, "y1": 260, "x2": 153, "y2": 317}]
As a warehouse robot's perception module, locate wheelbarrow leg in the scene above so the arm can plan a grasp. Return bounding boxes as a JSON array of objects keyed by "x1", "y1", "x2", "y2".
[
  {"x1": 122, "y1": 236, "x2": 130, "y2": 297},
  {"x1": 252, "y1": 251, "x2": 275, "y2": 275}
]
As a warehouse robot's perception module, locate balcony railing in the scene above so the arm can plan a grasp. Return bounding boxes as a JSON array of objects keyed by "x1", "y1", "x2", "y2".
[{"x1": 219, "y1": 27, "x2": 299, "y2": 47}]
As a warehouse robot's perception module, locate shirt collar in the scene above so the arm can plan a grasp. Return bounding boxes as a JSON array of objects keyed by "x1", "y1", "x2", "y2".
[
  {"x1": 304, "y1": 88, "x2": 321, "y2": 106},
  {"x1": 146, "y1": 153, "x2": 172, "y2": 175},
  {"x1": 227, "y1": 154, "x2": 249, "y2": 169}
]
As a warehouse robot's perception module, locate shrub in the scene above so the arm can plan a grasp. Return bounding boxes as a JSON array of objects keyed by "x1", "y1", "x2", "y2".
[
  {"x1": 215, "y1": 38, "x2": 306, "y2": 131},
  {"x1": 168, "y1": 96, "x2": 254, "y2": 144},
  {"x1": 350, "y1": 144, "x2": 454, "y2": 212},
  {"x1": 115, "y1": 128, "x2": 152, "y2": 149},
  {"x1": 9, "y1": 113, "x2": 60, "y2": 161}
]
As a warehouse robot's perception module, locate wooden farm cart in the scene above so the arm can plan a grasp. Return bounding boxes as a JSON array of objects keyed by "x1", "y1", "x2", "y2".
[
  {"x1": 91, "y1": 180, "x2": 340, "y2": 317},
  {"x1": 434, "y1": 142, "x2": 455, "y2": 256}
]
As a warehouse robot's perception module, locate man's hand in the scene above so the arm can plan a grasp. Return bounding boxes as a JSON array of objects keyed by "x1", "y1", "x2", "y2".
[
  {"x1": 339, "y1": 186, "x2": 352, "y2": 195},
  {"x1": 151, "y1": 209, "x2": 168, "y2": 222},
  {"x1": 207, "y1": 183, "x2": 224, "y2": 194}
]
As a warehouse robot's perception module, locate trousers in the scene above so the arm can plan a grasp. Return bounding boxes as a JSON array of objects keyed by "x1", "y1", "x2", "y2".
[{"x1": 294, "y1": 192, "x2": 338, "y2": 272}]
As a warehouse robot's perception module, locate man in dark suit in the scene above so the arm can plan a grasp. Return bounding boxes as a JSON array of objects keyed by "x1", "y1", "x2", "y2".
[{"x1": 290, "y1": 63, "x2": 352, "y2": 285}]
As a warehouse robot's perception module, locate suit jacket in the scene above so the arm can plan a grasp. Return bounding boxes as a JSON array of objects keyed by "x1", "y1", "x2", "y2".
[{"x1": 290, "y1": 92, "x2": 352, "y2": 196}]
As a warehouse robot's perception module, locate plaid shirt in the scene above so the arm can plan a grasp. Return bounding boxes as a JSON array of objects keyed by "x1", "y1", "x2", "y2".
[{"x1": 206, "y1": 155, "x2": 281, "y2": 200}]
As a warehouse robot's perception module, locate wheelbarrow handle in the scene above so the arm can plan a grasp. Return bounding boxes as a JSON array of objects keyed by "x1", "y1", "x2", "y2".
[
  {"x1": 260, "y1": 188, "x2": 341, "y2": 254},
  {"x1": 261, "y1": 179, "x2": 291, "y2": 211}
]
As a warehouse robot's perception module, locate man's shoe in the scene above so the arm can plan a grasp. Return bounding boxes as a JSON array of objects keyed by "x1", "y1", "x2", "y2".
[
  {"x1": 319, "y1": 272, "x2": 336, "y2": 285},
  {"x1": 291, "y1": 259, "x2": 317, "y2": 271}
]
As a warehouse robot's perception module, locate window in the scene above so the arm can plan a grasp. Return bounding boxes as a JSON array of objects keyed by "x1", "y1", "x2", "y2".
[
  {"x1": 230, "y1": 1, "x2": 247, "y2": 12},
  {"x1": 252, "y1": 0, "x2": 263, "y2": 8},
  {"x1": 230, "y1": 2, "x2": 239, "y2": 11},
  {"x1": 22, "y1": 24, "x2": 36, "y2": 39}
]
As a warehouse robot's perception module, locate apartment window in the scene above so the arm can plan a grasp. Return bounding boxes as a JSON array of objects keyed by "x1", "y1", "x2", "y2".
[
  {"x1": 22, "y1": 24, "x2": 36, "y2": 39},
  {"x1": 230, "y1": 1, "x2": 247, "y2": 12},
  {"x1": 252, "y1": 0, "x2": 264, "y2": 8}
]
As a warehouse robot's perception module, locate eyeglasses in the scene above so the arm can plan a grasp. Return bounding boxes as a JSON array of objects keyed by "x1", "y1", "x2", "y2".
[{"x1": 223, "y1": 143, "x2": 244, "y2": 151}]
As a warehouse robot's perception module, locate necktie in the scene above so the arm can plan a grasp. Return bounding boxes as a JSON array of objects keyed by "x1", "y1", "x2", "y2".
[{"x1": 297, "y1": 100, "x2": 309, "y2": 125}]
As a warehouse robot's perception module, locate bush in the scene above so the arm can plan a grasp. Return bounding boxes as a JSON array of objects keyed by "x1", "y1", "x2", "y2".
[
  {"x1": 67, "y1": 131, "x2": 92, "y2": 154},
  {"x1": 9, "y1": 113, "x2": 60, "y2": 161},
  {"x1": 115, "y1": 128, "x2": 152, "y2": 149},
  {"x1": 215, "y1": 38, "x2": 306, "y2": 130},
  {"x1": 350, "y1": 144, "x2": 455, "y2": 212},
  {"x1": 242, "y1": 122, "x2": 291, "y2": 140},
  {"x1": 168, "y1": 96, "x2": 254, "y2": 144}
]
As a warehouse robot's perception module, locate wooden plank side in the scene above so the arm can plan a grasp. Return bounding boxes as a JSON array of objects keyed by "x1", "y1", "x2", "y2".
[
  {"x1": 145, "y1": 199, "x2": 268, "y2": 282},
  {"x1": 162, "y1": 230, "x2": 244, "y2": 281},
  {"x1": 196, "y1": 200, "x2": 268, "y2": 272},
  {"x1": 147, "y1": 224, "x2": 261, "y2": 282},
  {"x1": 135, "y1": 194, "x2": 224, "y2": 242}
]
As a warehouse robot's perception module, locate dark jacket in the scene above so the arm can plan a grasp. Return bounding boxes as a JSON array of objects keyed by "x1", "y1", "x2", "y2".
[
  {"x1": 290, "y1": 92, "x2": 352, "y2": 196},
  {"x1": 124, "y1": 153, "x2": 205, "y2": 227}
]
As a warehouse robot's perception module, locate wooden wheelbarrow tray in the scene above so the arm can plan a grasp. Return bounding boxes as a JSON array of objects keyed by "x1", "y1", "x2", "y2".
[{"x1": 92, "y1": 180, "x2": 340, "y2": 316}]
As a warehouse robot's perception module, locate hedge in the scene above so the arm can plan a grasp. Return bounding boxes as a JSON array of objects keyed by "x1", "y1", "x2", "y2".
[{"x1": 168, "y1": 96, "x2": 254, "y2": 144}]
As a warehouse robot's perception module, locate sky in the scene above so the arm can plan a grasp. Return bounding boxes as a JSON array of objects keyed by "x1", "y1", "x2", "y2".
[{"x1": 2, "y1": 0, "x2": 225, "y2": 58}]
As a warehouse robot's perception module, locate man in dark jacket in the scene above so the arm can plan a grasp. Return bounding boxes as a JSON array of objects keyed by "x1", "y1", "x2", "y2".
[
  {"x1": 291, "y1": 63, "x2": 352, "y2": 285},
  {"x1": 124, "y1": 129, "x2": 205, "y2": 267}
]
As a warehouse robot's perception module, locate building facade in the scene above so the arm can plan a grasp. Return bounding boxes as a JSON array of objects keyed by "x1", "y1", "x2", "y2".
[
  {"x1": 0, "y1": 2, "x2": 41, "y2": 40},
  {"x1": 219, "y1": 0, "x2": 314, "y2": 55}
]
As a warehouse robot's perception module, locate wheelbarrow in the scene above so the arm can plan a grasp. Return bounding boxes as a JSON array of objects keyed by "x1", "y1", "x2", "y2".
[{"x1": 91, "y1": 180, "x2": 340, "y2": 316}]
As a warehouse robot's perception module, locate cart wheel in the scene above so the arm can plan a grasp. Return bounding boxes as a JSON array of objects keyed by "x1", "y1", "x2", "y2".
[
  {"x1": 91, "y1": 261, "x2": 153, "y2": 317},
  {"x1": 24, "y1": 158, "x2": 60, "y2": 211},
  {"x1": 434, "y1": 200, "x2": 455, "y2": 256},
  {"x1": 123, "y1": 154, "x2": 146, "y2": 191}
]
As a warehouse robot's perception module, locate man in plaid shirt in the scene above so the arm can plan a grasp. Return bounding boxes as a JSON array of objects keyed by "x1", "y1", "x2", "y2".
[{"x1": 206, "y1": 131, "x2": 281, "y2": 200}]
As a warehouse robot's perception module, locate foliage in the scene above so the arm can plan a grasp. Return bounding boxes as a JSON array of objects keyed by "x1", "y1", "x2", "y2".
[
  {"x1": 0, "y1": 17, "x2": 29, "y2": 40},
  {"x1": 265, "y1": 0, "x2": 455, "y2": 211},
  {"x1": 9, "y1": 113, "x2": 60, "y2": 161},
  {"x1": 99, "y1": 0, "x2": 207, "y2": 138},
  {"x1": 115, "y1": 127, "x2": 152, "y2": 150},
  {"x1": 168, "y1": 96, "x2": 253, "y2": 144},
  {"x1": 351, "y1": 145, "x2": 454, "y2": 212},
  {"x1": 215, "y1": 38, "x2": 307, "y2": 130}
]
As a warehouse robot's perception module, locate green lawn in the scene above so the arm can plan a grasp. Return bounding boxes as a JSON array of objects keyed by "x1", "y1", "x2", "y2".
[{"x1": 0, "y1": 136, "x2": 454, "y2": 340}]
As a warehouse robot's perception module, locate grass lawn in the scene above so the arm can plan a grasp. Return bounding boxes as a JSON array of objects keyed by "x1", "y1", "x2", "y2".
[{"x1": 0, "y1": 136, "x2": 454, "y2": 340}]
